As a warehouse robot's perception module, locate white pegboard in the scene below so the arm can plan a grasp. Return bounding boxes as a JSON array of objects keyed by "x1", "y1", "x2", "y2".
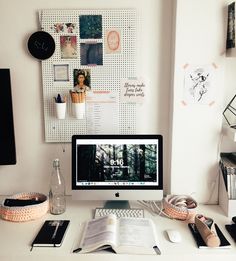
[{"x1": 41, "y1": 9, "x2": 138, "y2": 142}]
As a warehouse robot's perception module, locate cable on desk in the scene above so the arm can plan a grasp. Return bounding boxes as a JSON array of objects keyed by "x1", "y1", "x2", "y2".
[
  {"x1": 139, "y1": 194, "x2": 197, "y2": 222},
  {"x1": 138, "y1": 200, "x2": 170, "y2": 218}
]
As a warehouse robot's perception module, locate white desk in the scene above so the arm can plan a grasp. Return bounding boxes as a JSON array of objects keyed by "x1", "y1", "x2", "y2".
[{"x1": 0, "y1": 197, "x2": 236, "y2": 261}]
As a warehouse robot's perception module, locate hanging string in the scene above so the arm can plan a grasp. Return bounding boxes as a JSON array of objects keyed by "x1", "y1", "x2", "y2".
[
  {"x1": 52, "y1": 126, "x2": 67, "y2": 153},
  {"x1": 38, "y1": 10, "x2": 43, "y2": 30},
  {"x1": 60, "y1": 142, "x2": 66, "y2": 153}
]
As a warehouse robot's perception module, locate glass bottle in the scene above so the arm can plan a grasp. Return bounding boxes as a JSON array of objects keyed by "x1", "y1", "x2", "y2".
[{"x1": 49, "y1": 158, "x2": 66, "y2": 214}]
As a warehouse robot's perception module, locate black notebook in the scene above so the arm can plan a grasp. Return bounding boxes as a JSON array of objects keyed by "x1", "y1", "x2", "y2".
[
  {"x1": 225, "y1": 224, "x2": 236, "y2": 242},
  {"x1": 31, "y1": 220, "x2": 70, "y2": 250},
  {"x1": 188, "y1": 223, "x2": 231, "y2": 249}
]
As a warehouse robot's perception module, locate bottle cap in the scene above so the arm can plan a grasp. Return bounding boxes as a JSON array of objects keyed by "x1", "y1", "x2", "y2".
[{"x1": 53, "y1": 159, "x2": 60, "y2": 168}]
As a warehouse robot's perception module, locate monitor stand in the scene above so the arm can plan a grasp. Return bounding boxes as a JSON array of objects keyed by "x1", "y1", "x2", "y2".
[{"x1": 104, "y1": 200, "x2": 130, "y2": 209}]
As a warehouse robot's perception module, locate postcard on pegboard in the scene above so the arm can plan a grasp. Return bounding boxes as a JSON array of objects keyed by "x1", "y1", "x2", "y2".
[{"x1": 120, "y1": 78, "x2": 146, "y2": 104}]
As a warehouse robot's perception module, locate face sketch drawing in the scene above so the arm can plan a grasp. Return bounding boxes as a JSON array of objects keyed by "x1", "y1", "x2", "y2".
[
  {"x1": 107, "y1": 31, "x2": 120, "y2": 51},
  {"x1": 106, "y1": 29, "x2": 121, "y2": 54}
]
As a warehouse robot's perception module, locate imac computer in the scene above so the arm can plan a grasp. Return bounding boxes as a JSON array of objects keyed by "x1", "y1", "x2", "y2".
[{"x1": 72, "y1": 134, "x2": 163, "y2": 209}]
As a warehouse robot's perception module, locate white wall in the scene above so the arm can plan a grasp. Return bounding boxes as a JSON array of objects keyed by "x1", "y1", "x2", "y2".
[
  {"x1": 0, "y1": 0, "x2": 172, "y2": 195},
  {"x1": 170, "y1": 0, "x2": 235, "y2": 203},
  {"x1": 223, "y1": 58, "x2": 236, "y2": 151},
  {"x1": 1, "y1": 0, "x2": 235, "y2": 203}
]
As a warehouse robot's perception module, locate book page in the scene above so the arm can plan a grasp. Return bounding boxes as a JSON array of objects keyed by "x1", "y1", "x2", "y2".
[
  {"x1": 117, "y1": 218, "x2": 157, "y2": 248},
  {"x1": 80, "y1": 214, "x2": 117, "y2": 252}
]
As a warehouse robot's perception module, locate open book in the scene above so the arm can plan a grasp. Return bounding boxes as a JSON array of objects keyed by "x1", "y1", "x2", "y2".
[{"x1": 73, "y1": 214, "x2": 160, "y2": 255}]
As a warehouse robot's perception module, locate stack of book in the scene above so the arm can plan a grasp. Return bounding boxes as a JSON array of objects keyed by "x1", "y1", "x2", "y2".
[{"x1": 220, "y1": 152, "x2": 236, "y2": 199}]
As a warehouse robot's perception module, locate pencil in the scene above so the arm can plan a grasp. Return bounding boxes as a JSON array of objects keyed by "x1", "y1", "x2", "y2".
[
  {"x1": 81, "y1": 92, "x2": 85, "y2": 103},
  {"x1": 70, "y1": 91, "x2": 79, "y2": 103}
]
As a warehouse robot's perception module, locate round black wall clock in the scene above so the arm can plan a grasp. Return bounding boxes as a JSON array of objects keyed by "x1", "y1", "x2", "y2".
[{"x1": 27, "y1": 31, "x2": 55, "y2": 60}]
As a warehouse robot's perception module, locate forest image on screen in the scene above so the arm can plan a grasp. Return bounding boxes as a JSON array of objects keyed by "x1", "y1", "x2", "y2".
[{"x1": 77, "y1": 144, "x2": 157, "y2": 182}]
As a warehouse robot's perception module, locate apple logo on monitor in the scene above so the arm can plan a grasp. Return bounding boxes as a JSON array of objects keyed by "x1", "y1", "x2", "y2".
[{"x1": 115, "y1": 192, "x2": 119, "y2": 198}]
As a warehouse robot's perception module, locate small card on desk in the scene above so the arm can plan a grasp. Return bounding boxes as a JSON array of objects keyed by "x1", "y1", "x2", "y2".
[{"x1": 31, "y1": 220, "x2": 70, "y2": 250}]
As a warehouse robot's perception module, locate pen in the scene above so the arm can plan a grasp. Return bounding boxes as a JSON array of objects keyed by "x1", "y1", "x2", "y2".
[
  {"x1": 54, "y1": 94, "x2": 67, "y2": 103},
  {"x1": 153, "y1": 245, "x2": 161, "y2": 255},
  {"x1": 57, "y1": 94, "x2": 62, "y2": 103},
  {"x1": 73, "y1": 247, "x2": 82, "y2": 253}
]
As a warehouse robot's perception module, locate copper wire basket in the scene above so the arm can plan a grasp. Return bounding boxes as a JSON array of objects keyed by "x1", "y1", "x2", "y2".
[
  {"x1": 163, "y1": 195, "x2": 197, "y2": 221},
  {"x1": 0, "y1": 192, "x2": 49, "y2": 222}
]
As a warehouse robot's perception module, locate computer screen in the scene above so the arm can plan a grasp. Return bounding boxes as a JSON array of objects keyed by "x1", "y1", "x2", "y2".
[
  {"x1": 0, "y1": 69, "x2": 16, "y2": 165},
  {"x1": 72, "y1": 135, "x2": 163, "y2": 202}
]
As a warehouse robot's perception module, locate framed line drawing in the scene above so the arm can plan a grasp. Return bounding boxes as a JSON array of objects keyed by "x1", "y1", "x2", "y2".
[{"x1": 53, "y1": 64, "x2": 69, "y2": 82}]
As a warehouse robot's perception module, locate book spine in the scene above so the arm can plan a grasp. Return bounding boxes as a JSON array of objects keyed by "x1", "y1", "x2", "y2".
[
  {"x1": 219, "y1": 160, "x2": 228, "y2": 192},
  {"x1": 220, "y1": 155, "x2": 236, "y2": 199}
]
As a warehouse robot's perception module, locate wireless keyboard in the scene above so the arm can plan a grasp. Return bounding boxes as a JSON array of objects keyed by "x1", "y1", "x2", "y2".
[{"x1": 94, "y1": 208, "x2": 144, "y2": 219}]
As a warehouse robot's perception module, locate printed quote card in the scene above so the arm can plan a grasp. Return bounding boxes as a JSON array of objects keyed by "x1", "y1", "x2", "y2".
[{"x1": 120, "y1": 78, "x2": 147, "y2": 103}]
